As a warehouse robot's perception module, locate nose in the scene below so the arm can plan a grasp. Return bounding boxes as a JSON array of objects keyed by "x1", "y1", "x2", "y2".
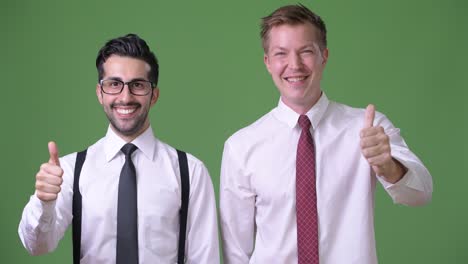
[
  {"x1": 288, "y1": 53, "x2": 303, "y2": 70},
  {"x1": 119, "y1": 84, "x2": 134, "y2": 101}
]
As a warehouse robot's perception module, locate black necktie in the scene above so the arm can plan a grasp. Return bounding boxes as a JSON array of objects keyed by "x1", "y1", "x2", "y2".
[{"x1": 116, "y1": 143, "x2": 139, "y2": 264}]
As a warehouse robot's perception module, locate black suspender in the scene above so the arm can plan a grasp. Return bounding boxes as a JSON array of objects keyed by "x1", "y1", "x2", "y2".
[
  {"x1": 72, "y1": 149, "x2": 190, "y2": 264},
  {"x1": 72, "y1": 149, "x2": 87, "y2": 264},
  {"x1": 176, "y1": 150, "x2": 190, "y2": 264}
]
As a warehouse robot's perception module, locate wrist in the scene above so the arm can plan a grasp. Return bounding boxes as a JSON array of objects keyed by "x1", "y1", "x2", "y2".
[{"x1": 383, "y1": 158, "x2": 407, "y2": 183}]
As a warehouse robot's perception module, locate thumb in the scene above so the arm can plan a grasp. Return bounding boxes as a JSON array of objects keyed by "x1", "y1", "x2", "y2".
[
  {"x1": 48, "y1": 141, "x2": 60, "y2": 166},
  {"x1": 364, "y1": 104, "x2": 375, "y2": 129}
]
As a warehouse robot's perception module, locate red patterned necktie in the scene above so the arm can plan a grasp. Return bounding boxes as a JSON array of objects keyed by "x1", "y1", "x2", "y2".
[{"x1": 296, "y1": 115, "x2": 319, "y2": 264}]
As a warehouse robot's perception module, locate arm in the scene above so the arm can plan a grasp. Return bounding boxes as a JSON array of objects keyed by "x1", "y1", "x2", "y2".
[
  {"x1": 219, "y1": 141, "x2": 256, "y2": 264},
  {"x1": 185, "y1": 157, "x2": 220, "y2": 263},
  {"x1": 379, "y1": 124, "x2": 433, "y2": 206},
  {"x1": 18, "y1": 142, "x2": 74, "y2": 255},
  {"x1": 360, "y1": 105, "x2": 433, "y2": 206}
]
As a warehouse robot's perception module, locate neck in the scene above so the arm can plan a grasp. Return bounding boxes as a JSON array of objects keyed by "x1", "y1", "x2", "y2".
[
  {"x1": 111, "y1": 123, "x2": 150, "y2": 143},
  {"x1": 282, "y1": 91, "x2": 322, "y2": 115}
]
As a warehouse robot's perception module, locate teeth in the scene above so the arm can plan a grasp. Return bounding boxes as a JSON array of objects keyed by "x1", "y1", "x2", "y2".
[
  {"x1": 116, "y1": 108, "x2": 136, "y2": 115},
  {"x1": 287, "y1": 77, "x2": 306, "y2": 82}
]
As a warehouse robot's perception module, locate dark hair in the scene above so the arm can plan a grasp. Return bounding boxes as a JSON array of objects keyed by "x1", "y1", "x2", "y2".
[
  {"x1": 260, "y1": 4, "x2": 327, "y2": 52},
  {"x1": 96, "y1": 33, "x2": 159, "y2": 86}
]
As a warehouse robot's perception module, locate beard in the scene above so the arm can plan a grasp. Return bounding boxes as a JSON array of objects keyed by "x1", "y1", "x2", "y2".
[{"x1": 104, "y1": 101, "x2": 150, "y2": 137}]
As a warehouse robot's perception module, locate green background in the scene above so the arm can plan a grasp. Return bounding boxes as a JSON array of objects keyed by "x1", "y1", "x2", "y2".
[{"x1": 1, "y1": 0, "x2": 466, "y2": 263}]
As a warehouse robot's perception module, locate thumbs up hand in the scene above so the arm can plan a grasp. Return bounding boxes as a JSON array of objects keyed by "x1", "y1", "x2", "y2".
[
  {"x1": 35, "y1": 142, "x2": 64, "y2": 201},
  {"x1": 360, "y1": 105, "x2": 406, "y2": 183}
]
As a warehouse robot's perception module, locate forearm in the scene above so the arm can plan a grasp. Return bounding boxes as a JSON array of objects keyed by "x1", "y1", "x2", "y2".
[
  {"x1": 18, "y1": 195, "x2": 61, "y2": 255},
  {"x1": 379, "y1": 157, "x2": 433, "y2": 206},
  {"x1": 372, "y1": 113, "x2": 433, "y2": 206},
  {"x1": 219, "y1": 183, "x2": 256, "y2": 263}
]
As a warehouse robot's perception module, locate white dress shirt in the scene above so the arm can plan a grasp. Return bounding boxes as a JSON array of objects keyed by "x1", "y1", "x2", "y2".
[
  {"x1": 220, "y1": 93, "x2": 432, "y2": 264},
  {"x1": 19, "y1": 126, "x2": 220, "y2": 264}
]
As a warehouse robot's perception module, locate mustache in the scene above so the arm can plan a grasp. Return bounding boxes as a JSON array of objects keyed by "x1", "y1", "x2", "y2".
[{"x1": 111, "y1": 102, "x2": 141, "y2": 108}]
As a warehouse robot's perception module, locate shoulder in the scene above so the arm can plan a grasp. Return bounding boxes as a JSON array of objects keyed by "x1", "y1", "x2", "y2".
[
  {"x1": 55, "y1": 137, "x2": 105, "y2": 187},
  {"x1": 58, "y1": 137, "x2": 105, "y2": 171},
  {"x1": 154, "y1": 138, "x2": 210, "y2": 176},
  {"x1": 225, "y1": 110, "x2": 275, "y2": 147},
  {"x1": 326, "y1": 101, "x2": 364, "y2": 120},
  {"x1": 324, "y1": 101, "x2": 390, "y2": 128}
]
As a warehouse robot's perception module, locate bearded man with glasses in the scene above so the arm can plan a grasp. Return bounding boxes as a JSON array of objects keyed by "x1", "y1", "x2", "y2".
[{"x1": 19, "y1": 33, "x2": 220, "y2": 264}]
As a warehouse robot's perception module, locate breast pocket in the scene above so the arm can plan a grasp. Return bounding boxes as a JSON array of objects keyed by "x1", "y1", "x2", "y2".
[{"x1": 141, "y1": 187, "x2": 180, "y2": 260}]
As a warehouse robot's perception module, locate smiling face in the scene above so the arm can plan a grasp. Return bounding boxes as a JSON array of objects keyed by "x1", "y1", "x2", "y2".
[
  {"x1": 96, "y1": 55, "x2": 159, "y2": 141},
  {"x1": 264, "y1": 22, "x2": 328, "y2": 114}
]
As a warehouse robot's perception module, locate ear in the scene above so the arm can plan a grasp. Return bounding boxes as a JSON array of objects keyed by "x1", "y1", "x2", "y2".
[
  {"x1": 263, "y1": 54, "x2": 272, "y2": 75},
  {"x1": 150, "y1": 87, "x2": 159, "y2": 107},
  {"x1": 96, "y1": 83, "x2": 103, "y2": 105},
  {"x1": 321, "y1": 48, "x2": 329, "y2": 66}
]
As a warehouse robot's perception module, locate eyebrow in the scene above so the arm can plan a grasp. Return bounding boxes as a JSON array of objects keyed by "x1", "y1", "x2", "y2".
[
  {"x1": 105, "y1": 77, "x2": 149, "y2": 82},
  {"x1": 270, "y1": 44, "x2": 316, "y2": 51}
]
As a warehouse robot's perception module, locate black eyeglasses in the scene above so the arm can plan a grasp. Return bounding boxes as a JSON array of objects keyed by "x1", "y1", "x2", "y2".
[{"x1": 99, "y1": 79, "x2": 155, "y2": 96}]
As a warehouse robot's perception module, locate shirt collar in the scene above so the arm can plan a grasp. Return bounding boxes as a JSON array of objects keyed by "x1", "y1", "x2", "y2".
[
  {"x1": 273, "y1": 92, "x2": 330, "y2": 129},
  {"x1": 104, "y1": 125, "x2": 157, "y2": 162}
]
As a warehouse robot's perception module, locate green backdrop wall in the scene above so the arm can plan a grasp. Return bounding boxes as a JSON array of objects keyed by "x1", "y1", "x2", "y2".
[{"x1": 1, "y1": 0, "x2": 466, "y2": 263}]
